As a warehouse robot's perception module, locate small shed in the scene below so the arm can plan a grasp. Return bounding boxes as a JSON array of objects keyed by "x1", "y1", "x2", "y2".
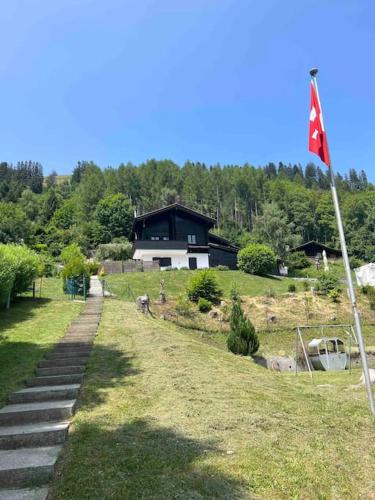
[
  {"x1": 307, "y1": 337, "x2": 347, "y2": 371},
  {"x1": 290, "y1": 241, "x2": 342, "y2": 260}
]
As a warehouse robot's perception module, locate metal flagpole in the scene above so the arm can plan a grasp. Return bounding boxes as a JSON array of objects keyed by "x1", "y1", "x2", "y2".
[{"x1": 310, "y1": 68, "x2": 375, "y2": 417}]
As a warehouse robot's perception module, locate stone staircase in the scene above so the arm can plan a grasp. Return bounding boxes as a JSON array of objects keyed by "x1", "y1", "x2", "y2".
[{"x1": 0, "y1": 283, "x2": 103, "y2": 500}]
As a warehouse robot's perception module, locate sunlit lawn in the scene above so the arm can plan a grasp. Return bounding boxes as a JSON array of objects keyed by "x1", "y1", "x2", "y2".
[
  {"x1": 0, "y1": 278, "x2": 83, "y2": 406},
  {"x1": 51, "y1": 298, "x2": 375, "y2": 499}
]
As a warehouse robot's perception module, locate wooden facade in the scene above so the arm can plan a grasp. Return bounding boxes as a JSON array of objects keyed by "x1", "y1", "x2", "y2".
[{"x1": 131, "y1": 203, "x2": 238, "y2": 270}]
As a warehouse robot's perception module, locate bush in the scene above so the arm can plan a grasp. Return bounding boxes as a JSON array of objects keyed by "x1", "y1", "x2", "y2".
[
  {"x1": 216, "y1": 265, "x2": 229, "y2": 271},
  {"x1": 175, "y1": 295, "x2": 194, "y2": 317},
  {"x1": 365, "y1": 286, "x2": 375, "y2": 310},
  {"x1": 229, "y1": 282, "x2": 240, "y2": 302},
  {"x1": 302, "y1": 280, "x2": 310, "y2": 291},
  {"x1": 187, "y1": 269, "x2": 222, "y2": 304},
  {"x1": 349, "y1": 256, "x2": 363, "y2": 270},
  {"x1": 227, "y1": 299, "x2": 259, "y2": 356},
  {"x1": 61, "y1": 245, "x2": 90, "y2": 296},
  {"x1": 39, "y1": 253, "x2": 57, "y2": 277},
  {"x1": 237, "y1": 244, "x2": 276, "y2": 275},
  {"x1": 328, "y1": 289, "x2": 341, "y2": 303},
  {"x1": 288, "y1": 283, "x2": 297, "y2": 293},
  {"x1": 87, "y1": 261, "x2": 100, "y2": 275},
  {"x1": 317, "y1": 271, "x2": 341, "y2": 295},
  {"x1": 198, "y1": 297, "x2": 212, "y2": 312},
  {"x1": 286, "y1": 251, "x2": 311, "y2": 271},
  {"x1": 95, "y1": 241, "x2": 132, "y2": 261},
  {"x1": 60, "y1": 243, "x2": 83, "y2": 264},
  {"x1": 0, "y1": 244, "x2": 40, "y2": 306}
]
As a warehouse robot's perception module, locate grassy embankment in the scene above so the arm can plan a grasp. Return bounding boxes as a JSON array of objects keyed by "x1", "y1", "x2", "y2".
[
  {"x1": 105, "y1": 269, "x2": 296, "y2": 301},
  {"x1": 51, "y1": 298, "x2": 375, "y2": 499},
  {"x1": 0, "y1": 278, "x2": 83, "y2": 406},
  {"x1": 106, "y1": 270, "x2": 375, "y2": 358}
]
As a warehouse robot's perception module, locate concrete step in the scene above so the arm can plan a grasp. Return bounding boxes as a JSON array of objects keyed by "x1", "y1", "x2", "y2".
[
  {"x1": 0, "y1": 421, "x2": 69, "y2": 450},
  {"x1": 39, "y1": 357, "x2": 88, "y2": 368},
  {"x1": 9, "y1": 385, "x2": 80, "y2": 404},
  {"x1": 0, "y1": 401, "x2": 75, "y2": 426},
  {"x1": 0, "y1": 446, "x2": 61, "y2": 488},
  {"x1": 57, "y1": 339, "x2": 94, "y2": 346},
  {"x1": 0, "y1": 487, "x2": 48, "y2": 499},
  {"x1": 51, "y1": 344, "x2": 92, "y2": 355},
  {"x1": 47, "y1": 350, "x2": 91, "y2": 359},
  {"x1": 36, "y1": 366, "x2": 84, "y2": 376},
  {"x1": 27, "y1": 374, "x2": 83, "y2": 387}
]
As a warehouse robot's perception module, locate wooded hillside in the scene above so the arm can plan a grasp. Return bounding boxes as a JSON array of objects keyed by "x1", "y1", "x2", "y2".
[{"x1": 0, "y1": 159, "x2": 374, "y2": 261}]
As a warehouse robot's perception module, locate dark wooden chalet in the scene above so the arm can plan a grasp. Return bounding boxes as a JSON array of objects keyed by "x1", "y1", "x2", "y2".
[
  {"x1": 131, "y1": 203, "x2": 238, "y2": 269},
  {"x1": 290, "y1": 241, "x2": 342, "y2": 260}
]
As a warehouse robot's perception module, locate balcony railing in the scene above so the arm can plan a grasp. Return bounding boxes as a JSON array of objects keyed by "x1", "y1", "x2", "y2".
[{"x1": 133, "y1": 240, "x2": 188, "y2": 250}]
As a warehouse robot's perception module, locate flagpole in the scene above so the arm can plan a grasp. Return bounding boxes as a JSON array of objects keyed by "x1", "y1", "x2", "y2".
[{"x1": 309, "y1": 68, "x2": 375, "y2": 417}]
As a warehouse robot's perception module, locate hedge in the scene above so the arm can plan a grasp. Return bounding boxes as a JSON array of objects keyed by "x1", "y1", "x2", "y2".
[{"x1": 0, "y1": 244, "x2": 40, "y2": 307}]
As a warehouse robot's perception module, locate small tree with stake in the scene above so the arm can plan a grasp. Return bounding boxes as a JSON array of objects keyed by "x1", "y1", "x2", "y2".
[{"x1": 227, "y1": 299, "x2": 259, "y2": 356}]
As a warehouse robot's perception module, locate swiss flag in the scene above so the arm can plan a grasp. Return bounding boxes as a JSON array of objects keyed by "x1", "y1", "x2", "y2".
[{"x1": 308, "y1": 81, "x2": 330, "y2": 167}]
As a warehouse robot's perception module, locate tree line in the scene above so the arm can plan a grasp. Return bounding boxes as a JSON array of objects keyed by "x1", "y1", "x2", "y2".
[{"x1": 0, "y1": 159, "x2": 374, "y2": 262}]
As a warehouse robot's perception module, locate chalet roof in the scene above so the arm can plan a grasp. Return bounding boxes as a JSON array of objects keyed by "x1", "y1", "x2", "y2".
[
  {"x1": 134, "y1": 203, "x2": 216, "y2": 225},
  {"x1": 208, "y1": 233, "x2": 239, "y2": 251},
  {"x1": 290, "y1": 240, "x2": 342, "y2": 256}
]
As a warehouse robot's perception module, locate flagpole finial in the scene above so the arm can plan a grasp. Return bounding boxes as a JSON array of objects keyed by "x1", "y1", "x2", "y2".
[{"x1": 310, "y1": 68, "x2": 318, "y2": 77}]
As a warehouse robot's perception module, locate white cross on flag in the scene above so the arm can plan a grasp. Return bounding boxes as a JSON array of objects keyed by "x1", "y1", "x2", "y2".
[{"x1": 308, "y1": 81, "x2": 330, "y2": 167}]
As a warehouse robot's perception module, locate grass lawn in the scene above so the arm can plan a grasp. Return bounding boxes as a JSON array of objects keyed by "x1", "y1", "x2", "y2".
[
  {"x1": 105, "y1": 270, "x2": 296, "y2": 301},
  {"x1": 0, "y1": 278, "x2": 83, "y2": 406},
  {"x1": 51, "y1": 298, "x2": 375, "y2": 499}
]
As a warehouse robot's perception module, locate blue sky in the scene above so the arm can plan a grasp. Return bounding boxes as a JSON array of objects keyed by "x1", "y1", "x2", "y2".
[{"x1": 1, "y1": 0, "x2": 375, "y2": 180}]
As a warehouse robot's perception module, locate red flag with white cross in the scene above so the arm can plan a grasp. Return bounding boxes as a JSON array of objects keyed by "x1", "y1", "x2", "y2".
[{"x1": 308, "y1": 81, "x2": 330, "y2": 167}]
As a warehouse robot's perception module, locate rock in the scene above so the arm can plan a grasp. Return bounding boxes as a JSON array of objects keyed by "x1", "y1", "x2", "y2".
[
  {"x1": 208, "y1": 308, "x2": 220, "y2": 319},
  {"x1": 160, "y1": 314, "x2": 166, "y2": 320},
  {"x1": 220, "y1": 301, "x2": 227, "y2": 307},
  {"x1": 330, "y1": 315, "x2": 337, "y2": 321},
  {"x1": 267, "y1": 314, "x2": 277, "y2": 323}
]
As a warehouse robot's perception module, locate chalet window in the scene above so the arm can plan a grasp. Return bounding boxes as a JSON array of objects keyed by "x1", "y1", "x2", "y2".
[
  {"x1": 153, "y1": 257, "x2": 172, "y2": 267},
  {"x1": 162, "y1": 236, "x2": 169, "y2": 241},
  {"x1": 187, "y1": 234, "x2": 197, "y2": 244},
  {"x1": 150, "y1": 236, "x2": 160, "y2": 241}
]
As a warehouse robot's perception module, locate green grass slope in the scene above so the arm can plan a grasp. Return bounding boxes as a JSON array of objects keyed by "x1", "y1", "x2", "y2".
[
  {"x1": 0, "y1": 278, "x2": 83, "y2": 405},
  {"x1": 106, "y1": 269, "x2": 296, "y2": 301},
  {"x1": 51, "y1": 298, "x2": 374, "y2": 499}
]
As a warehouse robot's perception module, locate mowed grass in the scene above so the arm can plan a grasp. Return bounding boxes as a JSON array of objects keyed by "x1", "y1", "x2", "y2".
[
  {"x1": 106, "y1": 269, "x2": 296, "y2": 301},
  {"x1": 51, "y1": 298, "x2": 375, "y2": 499},
  {"x1": 0, "y1": 278, "x2": 83, "y2": 406}
]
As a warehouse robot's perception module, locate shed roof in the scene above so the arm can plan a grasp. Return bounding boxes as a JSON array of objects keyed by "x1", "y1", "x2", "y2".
[{"x1": 290, "y1": 240, "x2": 342, "y2": 256}]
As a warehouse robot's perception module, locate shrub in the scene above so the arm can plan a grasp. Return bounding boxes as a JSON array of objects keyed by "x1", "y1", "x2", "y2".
[
  {"x1": 95, "y1": 241, "x2": 132, "y2": 261},
  {"x1": 366, "y1": 286, "x2": 375, "y2": 310},
  {"x1": 286, "y1": 251, "x2": 311, "y2": 271},
  {"x1": 349, "y1": 256, "x2": 363, "y2": 270},
  {"x1": 227, "y1": 299, "x2": 259, "y2": 356},
  {"x1": 61, "y1": 245, "x2": 90, "y2": 296},
  {"x1": 229, "y1": 282, "x2": 240, "y2": 302},
  {"x1": 198, "y1": 297, "x2": 212, "y2": 312},
  {"x1": 87, "y1": 261, "x2": 100, "y2": 275},
  {"x1": 317, "y1": 271, "x2": 341, "y2": 295},
  {"x1": 288, "y1": 283, "x2": 297, "y2": 293},
  {"x1": 175, "y1": 295, "x2": 194, "y2": 317},
  {"x1": 302, "y1": 280, "x2": 310, "y2": 291},
  {"x1": 187, "y1": 269, "x2": 222, "y2": 304},
  {"x1": 60, "y1": 243, "x2": 83, "y2": 264},
  {"x1": 216, "y1": 265, "x2": 229, "y2": 271},
  {"x1": 0, "y1": 244, "x2": 40, "y2": 306},
  {"x1": 237, "y1": 244, "x2": 276, "y2": 275},
  {"x1": 328, "y1": 288, "x2": 341, "y2": 303},
  {"x1": 39, "y1": 253, "x2": 57, "y2": 277}
]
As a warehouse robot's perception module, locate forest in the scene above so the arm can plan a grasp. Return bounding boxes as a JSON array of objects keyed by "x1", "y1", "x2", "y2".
[{"x1": 0, "y1": 159, "x2": 374, "y2": 262}]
